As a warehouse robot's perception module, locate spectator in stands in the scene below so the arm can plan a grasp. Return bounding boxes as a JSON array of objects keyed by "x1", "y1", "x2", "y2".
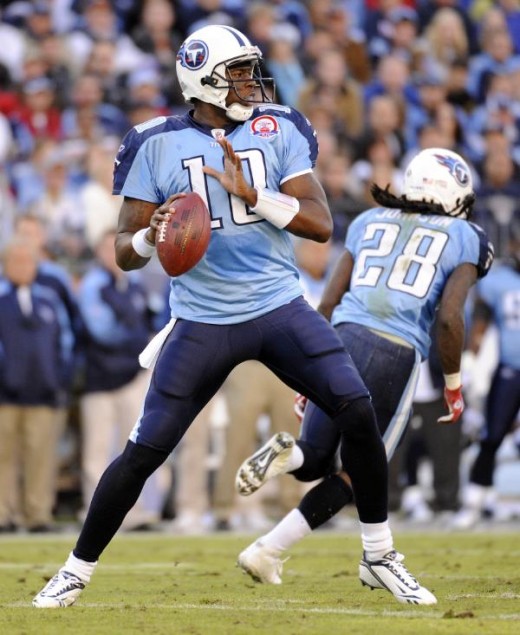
[
  {"x1": 37, "y1": 32, "x2": 75, "y2": 109},
  {"x1": 125, "y1": 67, "x2": 169, "y2": 115},
  {"x1": 80, "y1": 39, "x2": 132, "y2": 111},
  {"x1": 351, "y1": 135, "x2": 405, "y2": 205},
  {"x1": 321, "y1": 3, "x2": 371, "y2": 84},
  {"x1": 66, "y1": 0, "x2": 150, "y2": 77},
  {"x1": 61, "y1": 73, "x2": 129, "y2": 142},
  {"x1": 27, "y1": 145, "x2": 89, "y2": 270},
  {"x1": 0, "y1": 237, "x2": 74, "y2": 532},
  {"x1": 467, "y1": 70, "x2": 520, "y2": 162},
  {"x1": 264, "y1": 37, "x2": 305, "y2": 109},
  {"x1": 467, "y1": 23, "x2": 520, "y2": 103},
  {"x1": 22, "y1": 2, "x2": 54, "y2": 45},
  {"x1": 78, "y1": 137, "x2": 123, "y2": 252},
  {"x1": 298, "y1": 26, "x2": 335, "y2": 75},
  {"x1": 363, "y1": 53, "x2": 417, "y2": 112},
  {"x1": 405, "y1": 70, "x2": 451, "y2": 150},
  {"x1": 473, "y1": 147, "x2": 520, "y2": 259},
  {"x1": 244, "y1": 2, "x2": 300, "y2": 55},
  {"x1": 319, "y1": 149, "x2": 366, "y2": 245},
  {"x1": 368, "y1": 5, "x2": 423, "y2": 71},
  {"x1": 498, "y1": 0, "x2": 520, "y2": 53},
  {"x1": 12, "y1": 77, "x2": 62, "y2": 147},
  {"x1": 358, "y1": 94, "x2": 406, "y2": 165},
  {"x1": 418, "y1": 0, "x2": 478, "y2": 54},
  {"x1": 420, "y1": 7, "x2": 470, "y2": 78},
  {"x1": 444, "y1": 57, "x2": 475, "y2": 112},
  {"x1": 130, "y1": 0, "x2": 185, "y2": 109},
  {"x1": 298, "y1": 47, "x2": 364, "y2": 141},
  {"x1": 434, "y1": 100, "x2": 470, "y2": 157}
]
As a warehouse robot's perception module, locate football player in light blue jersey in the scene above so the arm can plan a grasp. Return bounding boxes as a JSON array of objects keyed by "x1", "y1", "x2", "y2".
[
  {"x1": 236, "y1": 148, "x2": 494, "y2": 587},
  {"x1": 34, "y1": 24, "x2": 434, "y2": 609},
  {"x1": 453, "y1": 231, "x2": 520, "y2": 528}
]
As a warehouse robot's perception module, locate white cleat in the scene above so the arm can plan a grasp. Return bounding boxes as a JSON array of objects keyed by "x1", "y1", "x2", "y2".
[
  {"x1": 359, "y1": 550, "x2": 437, "y2": 605},
  {"x1": 235, "y1": 432, "x2": 295, "y2": 496},
  {"x1": 237, "y1": 541, "x2": 287, "y2": 584},
  {"x1": 32, "y1": 569, "x2": 86, "y2": 608}
]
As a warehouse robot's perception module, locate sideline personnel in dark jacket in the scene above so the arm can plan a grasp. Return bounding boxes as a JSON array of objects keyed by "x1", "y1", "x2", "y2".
[{"x1": 0, "y1": 237, "x2": 73, "y2": 532}]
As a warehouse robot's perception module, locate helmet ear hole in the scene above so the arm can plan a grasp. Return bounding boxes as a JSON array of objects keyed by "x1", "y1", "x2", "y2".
[{"x1": 201, "y1": 76, "x2": 218, "y2": 87}]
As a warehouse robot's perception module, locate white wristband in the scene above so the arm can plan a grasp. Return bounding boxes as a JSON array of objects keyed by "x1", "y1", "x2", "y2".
[
  {"x1": 131, "y1": 228, "x2": 156, "y2": 258},
  {"x1": 250, "y1": 186, "x2": 300, "y2": 229},
  {"x1": 444, "y1": 372, "x2": 462, "y2": 390}
]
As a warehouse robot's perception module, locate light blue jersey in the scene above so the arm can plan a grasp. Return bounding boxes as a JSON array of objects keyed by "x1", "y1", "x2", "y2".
[
  {"x1": 331, "y1": 207, "x2": 493, "y2": 359},
  {"x1": 477, "y1": 263, "x2": 520, "y2": 369},
  {"x1": 113, "y1": 105, "x2": 318, "y2": 324}
]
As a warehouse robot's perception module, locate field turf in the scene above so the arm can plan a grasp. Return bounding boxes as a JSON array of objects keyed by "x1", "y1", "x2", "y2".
[{"x1": 1, "y1": 530, "x2": 519, "y2": 634}]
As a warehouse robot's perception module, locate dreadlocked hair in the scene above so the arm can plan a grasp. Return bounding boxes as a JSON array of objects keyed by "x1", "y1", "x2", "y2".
[{"x1": 370, "y1": 183, "x2": 445, "y2": 215}]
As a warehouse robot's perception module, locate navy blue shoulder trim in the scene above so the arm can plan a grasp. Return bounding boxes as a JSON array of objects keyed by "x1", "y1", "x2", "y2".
[
  {"x1": 113, "y1": 114, "x2": 192, "y2": 194},
  {"x1": 469, "y1": 221, "x2": 495, "y2": 279}
]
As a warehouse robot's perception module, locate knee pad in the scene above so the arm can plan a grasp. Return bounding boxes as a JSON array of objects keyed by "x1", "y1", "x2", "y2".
[
  {"x1": 121, "y1": 440, "x2": 168, "y2": 480},
  {"x1": 335, "y1": 396, "x2": 378, "y2": 437}
]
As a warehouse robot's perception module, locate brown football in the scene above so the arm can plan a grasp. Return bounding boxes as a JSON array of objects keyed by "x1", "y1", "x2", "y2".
[{"x1": 156, "y1": 192, "x2": 211, "y2": 276}]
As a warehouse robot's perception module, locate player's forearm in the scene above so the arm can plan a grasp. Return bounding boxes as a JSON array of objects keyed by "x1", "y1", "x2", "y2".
[
  {"x1": 285, "y1": 199, "x2": 332, "y2": 242},
  {"x1": 248, "y1": 187, "x2": 332, "y2": 241},
  {"x1": 318, "y1": 251, "x2": 353, "y2": 319},
  {"x1": 436, "y1": 310, "x2": 465, "y2": 376},
  {"x1": 115, "y1": 232, "x2": 153, "y2": 271}
]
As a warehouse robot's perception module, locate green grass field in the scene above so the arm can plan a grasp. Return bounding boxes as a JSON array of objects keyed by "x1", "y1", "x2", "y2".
[{"x1": 1, "y1": 530, "x2": 519, "y2": 635}]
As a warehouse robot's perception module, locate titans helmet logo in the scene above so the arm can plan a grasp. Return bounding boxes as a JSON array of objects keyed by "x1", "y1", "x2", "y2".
[
  {"x1": 433, "y1": 153, "x2": 470, "y2": 186},
  {"x1": 177, "y1": 40, "x2": 209, "y2": 70}
]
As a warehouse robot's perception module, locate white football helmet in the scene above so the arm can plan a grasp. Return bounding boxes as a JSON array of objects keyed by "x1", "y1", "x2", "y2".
[
  {"x1": 403, "y1": 148, "x2": 475, "y2": 219},
  {"x1": 176, "y1": 25, "x2": 274, "y2": 122}
]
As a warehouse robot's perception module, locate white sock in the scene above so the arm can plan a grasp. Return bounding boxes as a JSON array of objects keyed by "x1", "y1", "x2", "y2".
[
  {"x1": 285, "y1": 444, "x2": 304, "y2": 472},
  {"x1": 63, "y1": 551, "x2": 97, "y2": 583},
  {"x1": 258, "y1": 509, "x2": 312, "y2": 554},
  {"x1": 359, "y1": 521, "x2": 393, "y2": 561}
]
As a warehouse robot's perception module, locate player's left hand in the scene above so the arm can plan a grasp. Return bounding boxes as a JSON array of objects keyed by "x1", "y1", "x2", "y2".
[
  {"x1": 203, "y1": 138, "x2": 256, "y2": 206},
  {"x1": 437, "y1": 386, "x2": 465, "y2": 424}
]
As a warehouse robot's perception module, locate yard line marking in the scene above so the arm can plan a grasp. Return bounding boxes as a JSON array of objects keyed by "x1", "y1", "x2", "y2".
[{"x1": 6, "y1": 601, "x2": 520, "y2": 620}]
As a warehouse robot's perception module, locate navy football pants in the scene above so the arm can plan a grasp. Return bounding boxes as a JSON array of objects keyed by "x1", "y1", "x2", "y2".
[{"x1": 75, "y1": 298, "x2": 387, "y2": 561}]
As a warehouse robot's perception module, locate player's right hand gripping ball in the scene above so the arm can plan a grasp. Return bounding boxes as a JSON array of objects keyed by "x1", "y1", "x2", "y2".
[{"x1": 156, "y1": 192, "x2": 211, "y2": 276}]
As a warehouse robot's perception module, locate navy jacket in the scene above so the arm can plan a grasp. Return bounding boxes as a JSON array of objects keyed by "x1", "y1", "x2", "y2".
[{"x1": 0, "y1": 280, "x2": 74, "y2": 406}]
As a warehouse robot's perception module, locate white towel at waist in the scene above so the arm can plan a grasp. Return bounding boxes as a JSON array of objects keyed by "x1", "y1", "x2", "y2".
[{"x1": 139, "y1": 318, "x2": 176, "y2": 369}]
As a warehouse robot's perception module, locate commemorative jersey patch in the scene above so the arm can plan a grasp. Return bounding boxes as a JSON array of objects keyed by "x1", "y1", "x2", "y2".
[{"x1": 250, "y1": 115, "x2": 279, "y2": 139}]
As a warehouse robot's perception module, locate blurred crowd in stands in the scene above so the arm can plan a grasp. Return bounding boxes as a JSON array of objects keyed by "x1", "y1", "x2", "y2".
[{"x1": 0, "y1": 0, "x2": 519, "y2": 534}]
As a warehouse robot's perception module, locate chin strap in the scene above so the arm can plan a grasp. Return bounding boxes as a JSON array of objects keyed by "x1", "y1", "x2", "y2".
[{"x1": 226, "y1": 102, "x2": 254, "y2": 122}]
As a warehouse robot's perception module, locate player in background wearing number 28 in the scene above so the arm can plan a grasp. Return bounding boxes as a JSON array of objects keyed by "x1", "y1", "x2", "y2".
[
  {"x1": 34, "y1": 24, "x2": 433, "y2": 608},
  {"x1": 236, "y1": 148, "x2": 494, "y2": 585}
]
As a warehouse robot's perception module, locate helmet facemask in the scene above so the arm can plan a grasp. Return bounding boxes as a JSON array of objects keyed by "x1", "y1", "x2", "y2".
[{"x1": 201, "y1": 58, "x2": 275, "y2": 121}]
